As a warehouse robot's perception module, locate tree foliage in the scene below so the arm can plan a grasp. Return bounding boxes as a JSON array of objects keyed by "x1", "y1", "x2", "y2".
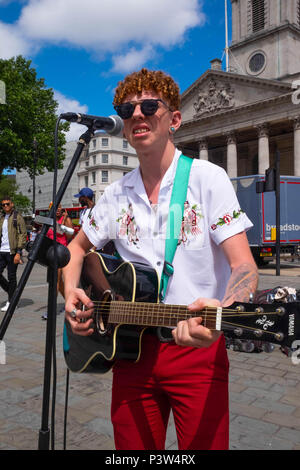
[
  {"x1": 0, "y1": 175, "x2": 31, "y2": 214},
  {"x1": 0, "y1": 55, "x2": 70, "y2": 176}
]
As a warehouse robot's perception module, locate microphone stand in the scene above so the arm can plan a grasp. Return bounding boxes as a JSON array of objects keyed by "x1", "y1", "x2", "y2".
[{"x1": 0, "y1": 126, "x2": 95, "y2": 450}]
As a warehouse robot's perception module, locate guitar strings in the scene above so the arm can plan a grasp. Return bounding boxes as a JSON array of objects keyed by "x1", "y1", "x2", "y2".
[
  {"x1": 89, "y1": 302, "x2": 281, "y2": 318},
  {"x1": 219, "y1": 320, "x2": 279, "y2": 337},
  {"x1": 90, "y1": 299, "x2": 280, "y2": 314}
]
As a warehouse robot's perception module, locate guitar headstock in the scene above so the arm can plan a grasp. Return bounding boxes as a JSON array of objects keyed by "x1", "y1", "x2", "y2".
[{"x1": 222, "y1": 301, "x2": 300, "y2": 348}]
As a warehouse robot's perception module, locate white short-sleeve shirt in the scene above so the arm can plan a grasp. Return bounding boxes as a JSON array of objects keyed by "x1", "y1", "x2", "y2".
[{"x1": 83, "y1": 149, "x2": 253, "y2": 304}]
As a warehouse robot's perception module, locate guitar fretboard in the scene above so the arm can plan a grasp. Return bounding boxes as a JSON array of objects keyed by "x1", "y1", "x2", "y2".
[{"x1": 103, "y1": 301, "x2": 217, "y2": 329}]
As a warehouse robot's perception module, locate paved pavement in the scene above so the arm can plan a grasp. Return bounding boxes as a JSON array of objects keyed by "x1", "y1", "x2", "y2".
[{"x1": 0, "y1": 258, "x2": 299, "y2": 451}]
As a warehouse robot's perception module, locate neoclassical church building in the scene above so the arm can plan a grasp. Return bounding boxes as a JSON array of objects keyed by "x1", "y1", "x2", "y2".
[{"x1": 175, "y1": 0, "x2": 300, "y2": 178}]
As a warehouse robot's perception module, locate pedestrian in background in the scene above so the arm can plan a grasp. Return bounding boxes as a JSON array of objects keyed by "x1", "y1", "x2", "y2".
[
  {"x1": 0, "y1": 195, "x2": 27, "y2": 312},
  {"x1": 42, "y1": 203, "x2": 74, "y2": 320},
  {"x1": 74, "y1": 188, "x2": 95, "y2": 227}
]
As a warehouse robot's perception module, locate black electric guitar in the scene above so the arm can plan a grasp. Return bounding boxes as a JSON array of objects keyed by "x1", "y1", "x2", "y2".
[{"x1": 63, "y1": 251, "x2": 300, "y2": 374}]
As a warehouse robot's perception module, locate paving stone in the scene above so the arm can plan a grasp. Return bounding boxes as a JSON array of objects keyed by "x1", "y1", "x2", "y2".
[
  {"x1": 231, "y1": 415, "x2": 279, "y2": 435},
  {"x1": 229, "y1": 402, "x2": 267, "y2": 420},
  {"x1": 253, "y1": 398, "x2": 296, "y2": 414},
  {"x1": 243, "y1": 387, "x2": 283, "y2": 401},
  {"x1": 263, "y1": 412, "x2": 300, "y2": 429},
  {"x1": 276, "y1": 426, "x2": 300, "y2": 444}
]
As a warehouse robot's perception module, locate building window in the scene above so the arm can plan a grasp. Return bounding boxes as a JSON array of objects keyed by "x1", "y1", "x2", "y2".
[
  {"x1": 93, "y1": 155, "x2": 96, "y2": 165},
  {"x1": 123, "y1": 156, "x2": 128, "y2": 166},
  {"x1": 251, "y1": 0, "x2": 265, "y2": 33},
  {"x1": 84, "y1": 175, "x2": 88, "y2": 186},
  {"x1": 92, "y1": 139, "x2": 96, "y2": 149},
  {"x1": 92, "y1": 171, "x2": 96, "y2": 184},
  {"x1": 248, "y1": 51, "x2": 266, "y2": 74},
  {"x1": 85, "y1": 159, "x2": 89, "y2": 167},
  {"x1": 123, "y1": 139, "x2": 128, "y2": 149},
  {"x1": 102, "y1": 170, "x2": 108, "y2": 183},
  {"x1": 102, "y1": 154, "x2": 109, "y2": 163},
  {"x1": 102, "y1": 137, "x2": 109, "y2": 147}
]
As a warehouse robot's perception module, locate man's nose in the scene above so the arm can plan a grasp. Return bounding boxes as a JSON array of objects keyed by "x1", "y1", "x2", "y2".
[{"x1": 132, "y1": 103, "x2": 144, "y2": 118}]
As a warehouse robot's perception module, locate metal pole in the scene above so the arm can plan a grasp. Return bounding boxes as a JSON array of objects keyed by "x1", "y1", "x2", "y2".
[
  {"x1": 32, "y1": 137, "x2": 37, "y2": 214},
  {"x1": 225, "y1": 0, "x2": 229, "y2": 72},
  {"x1": 275, "y1": 149, "x2": 280, "y2": 276}
]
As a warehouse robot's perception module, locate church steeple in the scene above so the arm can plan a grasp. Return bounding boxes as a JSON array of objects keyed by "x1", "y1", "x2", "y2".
[{"x1": 230, "y1": 0, "x2": 300, "y2": 82}]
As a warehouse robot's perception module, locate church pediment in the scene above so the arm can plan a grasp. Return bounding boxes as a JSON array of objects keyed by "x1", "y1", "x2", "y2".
[
  {"x1": 192, "y1": 77, "x2": 235, "y2": 117},
  {"x1": 180, "y1": 70, "x2": 292, "y2": 123}
]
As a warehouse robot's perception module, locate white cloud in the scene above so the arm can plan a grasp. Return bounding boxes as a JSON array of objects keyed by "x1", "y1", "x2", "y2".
[
  {"x1": 0, "y1": 21, "x2": 34, "y2": 59},
  {"x1": 18, "y1": 0, "x2": 204, "y2": 49},
  {"x1": 111, "y1": 45, "x2": 155, "y2": 74},
  {"x1": 54, "y1": 90, "x2": 88, "y2": 142},
  {"x1": 0, "y1": 0, "x2": 206, "y2": 71}
]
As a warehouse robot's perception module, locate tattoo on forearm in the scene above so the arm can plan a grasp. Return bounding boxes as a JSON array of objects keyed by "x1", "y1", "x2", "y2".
[{"x1": 222, "y1": 263, "x2": 259, "y2": 307}]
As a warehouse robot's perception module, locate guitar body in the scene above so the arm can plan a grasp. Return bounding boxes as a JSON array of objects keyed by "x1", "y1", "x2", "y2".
[
  {"x1": 63, "y1": 252, "x2": 160, "y2": 373},
  {"x1": 63, "y1": 252, "x2": 300, "y2": 374}
]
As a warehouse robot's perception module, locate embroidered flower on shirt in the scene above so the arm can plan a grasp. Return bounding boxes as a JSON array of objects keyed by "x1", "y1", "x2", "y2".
[
  {"x1": 211, "y1": 208, "x2": 244, "y2": 231},
  {"x1": 117, "y1": 203, "x2": 139, "y2": 247},
  {"x1": 88, "y1": 212, "x2": 99, "y2": 231},
  {"x1": 178, "y1": 201, "x2": 203, "y2": 246}
]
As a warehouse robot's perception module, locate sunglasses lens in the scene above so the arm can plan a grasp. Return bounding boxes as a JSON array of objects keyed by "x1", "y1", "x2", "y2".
[
  {"x1": 115, "y1": 102, "x2": 134, "y2": 119},
  {"x1": 141, "y1": 99, "x2": 159, "y2": 116},
  {"x1": 115, "y1": 99, "x2": 161, "y2": 119}
]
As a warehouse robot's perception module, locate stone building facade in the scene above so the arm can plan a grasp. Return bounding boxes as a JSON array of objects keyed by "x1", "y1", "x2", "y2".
[
  {"x1": 16, "y1": 133, "x2": 138, "y2": 211},
  {"x1": 174, "y1": 0, "x2": 300, "y2": 178},
  {"x1": 77, "y1": 132, "x2": 138, "y2": 202}
]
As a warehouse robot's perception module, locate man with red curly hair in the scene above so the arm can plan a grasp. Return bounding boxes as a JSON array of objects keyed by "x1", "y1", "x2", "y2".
[{"x1": 63, "y1": 68, "x2": 258, "y2": 450}]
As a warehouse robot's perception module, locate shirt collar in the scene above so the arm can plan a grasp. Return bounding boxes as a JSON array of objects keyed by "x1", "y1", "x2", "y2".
[{"x1": 123, "y1": 148, "x2": 182, "y2": 190}]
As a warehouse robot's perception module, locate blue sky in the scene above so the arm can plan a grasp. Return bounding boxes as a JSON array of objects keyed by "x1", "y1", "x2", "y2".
[{"x1": 0, "y1": 0, "x2": 232, "y2": 143}]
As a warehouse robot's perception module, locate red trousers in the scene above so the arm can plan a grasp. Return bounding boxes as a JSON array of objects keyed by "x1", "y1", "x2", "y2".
[{"x1": 111, "y1": 333, "x2": 229, "y2": 450}]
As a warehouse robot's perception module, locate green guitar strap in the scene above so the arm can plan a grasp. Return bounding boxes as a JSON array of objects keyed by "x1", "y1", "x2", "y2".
[{"x1": 159, "y1": 154, "x2": 193, "y2": 301}]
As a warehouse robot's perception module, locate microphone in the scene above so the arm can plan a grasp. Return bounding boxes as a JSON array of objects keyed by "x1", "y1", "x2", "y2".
[{"x1": 60, "y1": 112, "x2": 123, "y2": 136}]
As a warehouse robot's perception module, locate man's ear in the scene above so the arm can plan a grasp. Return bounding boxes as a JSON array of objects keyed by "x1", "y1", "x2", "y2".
[{"x1": 171, "y1": 110, "x2": 182, "y2": 132}]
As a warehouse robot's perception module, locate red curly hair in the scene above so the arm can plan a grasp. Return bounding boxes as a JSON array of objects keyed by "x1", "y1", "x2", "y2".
[{"x1": 113, "y1": 68, "x2": 180, "y2": 110}]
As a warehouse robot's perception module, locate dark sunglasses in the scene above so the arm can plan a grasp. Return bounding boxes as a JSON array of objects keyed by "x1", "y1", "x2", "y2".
[
  {"x1": 114, "y1": 98, "x2": 170, "y2": 120},
  {"x1": 2, "y1": 202, "x2": 11, "y2": 207}
]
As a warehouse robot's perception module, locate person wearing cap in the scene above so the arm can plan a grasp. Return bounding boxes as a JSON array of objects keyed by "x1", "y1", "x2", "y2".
[{"x1": 74, "y1": 188, "x2": 95, "y2": 227}]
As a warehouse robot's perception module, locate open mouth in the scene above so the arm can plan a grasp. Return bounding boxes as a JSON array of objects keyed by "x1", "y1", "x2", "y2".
[{"x1": 133, "y1": 126, "x2": 150, "y2": 136}]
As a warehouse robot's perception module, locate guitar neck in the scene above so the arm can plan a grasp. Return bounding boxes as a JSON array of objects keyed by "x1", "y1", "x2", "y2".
[{"x1": 107, "y1": 301, "x2": 220, "y2": 330}]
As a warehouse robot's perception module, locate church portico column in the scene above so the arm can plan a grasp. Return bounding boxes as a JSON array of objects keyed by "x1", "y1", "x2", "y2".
[
  {"x1": 257, "y1": 123, "x2": 270, "y2": 174},
  {"x1": 293, "y1": 117, "x2": 300, "y2": 177},
  {"x1": 198, "y1": 138, "x2": 209, "y2": 160},
  {"x1": 226, "y1": 131, "x2": 237, "y2": 178}
]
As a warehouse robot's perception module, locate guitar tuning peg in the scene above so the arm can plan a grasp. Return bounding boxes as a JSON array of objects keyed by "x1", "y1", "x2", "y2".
[
  {"x1": 249, "y1": 293, "x2": 254, "y2": 303},
  {"x1": 235, "y1": 305, "x2": 245, "y2": 312},
  {"x1": 276, "y1": 306, "x2": 285, "y2": 316},
  {"x1": 274, "y1": 332, "x2": 284, "y2": 342},
  {"x1": 255, "y1": 307, "x2": 264, "y2": 314},
  {"x1": 234, "y1": 328, "x2": 243, "y2": 337},
  {"x1": 262, "y1": 343, "x2": 275, "y2": 353},
  {"x1": 254, "y1": 329, "x2": 263, "y2": 338},
  {"x1": 241, "y1": 341, "x2": 255, "y2": 353}
]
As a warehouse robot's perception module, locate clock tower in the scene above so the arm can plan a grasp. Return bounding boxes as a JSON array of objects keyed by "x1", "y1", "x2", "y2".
[{"x1": 230, "y1": 0, "x2": 300, "y2": 82}]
